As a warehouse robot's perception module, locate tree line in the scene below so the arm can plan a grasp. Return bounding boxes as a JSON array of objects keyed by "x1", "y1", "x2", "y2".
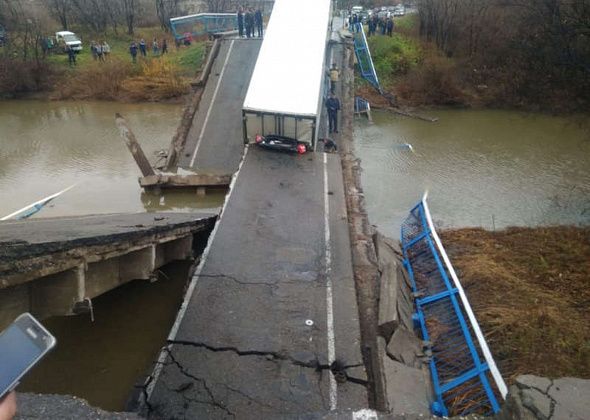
[{"x1": 415, "y1": 0, "x2": 590, "y2": 109}]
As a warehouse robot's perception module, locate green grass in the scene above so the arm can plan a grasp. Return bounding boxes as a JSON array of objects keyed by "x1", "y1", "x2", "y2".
[
  {"x1": 367, "y1": 32, "x2": 421, "y2": 87},
  {"x1": 394, "y1": 14, "x2": 418, "y2": 33},
  {"x1": 47, "y1": 26, "x2": 205, "y2": 76}
]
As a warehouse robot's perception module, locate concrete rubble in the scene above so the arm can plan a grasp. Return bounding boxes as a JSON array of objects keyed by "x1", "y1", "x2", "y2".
[{"x1": 373, "y1": 232, "x2": 433, "y2": 417}]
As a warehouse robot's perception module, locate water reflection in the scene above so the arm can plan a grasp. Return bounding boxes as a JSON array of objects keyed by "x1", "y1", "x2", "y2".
[
  {"x1": 355, "y1": 109, "x2": 590, "y2": 236},
  {"x1": 0, "y1": 100, "x2": 225, "y2": 217}
]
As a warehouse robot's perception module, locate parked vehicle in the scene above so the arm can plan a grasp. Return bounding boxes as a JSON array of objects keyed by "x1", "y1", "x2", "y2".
[
  {"x1": 393, "y1": 5, "x2": 406, "y2": 16},
  {"x1": 55, "y1": 31, "x2": 82, "y2": 53}
]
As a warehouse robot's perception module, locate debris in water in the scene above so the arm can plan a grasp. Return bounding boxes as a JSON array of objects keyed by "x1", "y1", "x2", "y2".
[{"x1": 395, "y1": 143, "x2": 414, "y2": 152}]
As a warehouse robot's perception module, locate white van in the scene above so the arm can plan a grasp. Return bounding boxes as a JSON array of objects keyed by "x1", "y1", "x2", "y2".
[
  {"x1": 351, "y1": 5, "x2": 363, "y2": 14},
  {"x1": 55, "y1": 31, "x2": 82, "y2": 52}
]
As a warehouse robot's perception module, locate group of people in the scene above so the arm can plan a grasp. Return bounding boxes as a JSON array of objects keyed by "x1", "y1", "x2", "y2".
[
  {"x1": 349, "y1": 13, "x2": 395, "y2": 37},
  {"x1": 89, "y1": 40, "x2": 111, "y2": 62},
  {"x1": 129, "y1": 38, "x2": 168, "y2": 63},
  {"x1": 237, "y1": 7, "x2": 264, "y2": 38}
]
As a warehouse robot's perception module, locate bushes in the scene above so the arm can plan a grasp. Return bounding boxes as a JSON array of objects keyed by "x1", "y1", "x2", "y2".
[
  {"x1": 51, "y1": 57, "x2": 190, "y2": 101},
  {"x1": 120, "y1": 58, "x2": 189, "y2": 101},
  {"x1": 52, "y1": 59, "x2": 136, "y2": 100},
  {"x1": 396, "y1": 51, "x2": 467, "y2": 106},
  {"x1": 0, "y1": 58, "x2": 53, "y2": 96},
  {"x1": 367, "y1": 33, "x2": 421, "y2": 87}
]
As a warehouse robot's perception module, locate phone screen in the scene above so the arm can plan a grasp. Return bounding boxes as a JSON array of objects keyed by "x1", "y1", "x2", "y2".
[{"x1": 0, "y1": 323, "x2": 45, "y2": 395}]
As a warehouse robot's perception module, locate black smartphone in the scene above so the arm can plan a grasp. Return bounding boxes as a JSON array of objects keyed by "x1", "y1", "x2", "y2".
[{"x1": 0, "y1": 313, "x2": 57, "y2": 399}]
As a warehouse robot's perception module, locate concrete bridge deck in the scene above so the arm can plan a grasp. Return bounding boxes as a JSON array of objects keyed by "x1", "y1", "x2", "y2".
[
  {"x1": 0, "y1": 212, "x2": 216, "y2": 329},
  {"x1": 148, "y1": 147, "x2": 367, "y2": 417},
  {"x1": 178, "y1": 38, "x2": 262, "y2": 174}
]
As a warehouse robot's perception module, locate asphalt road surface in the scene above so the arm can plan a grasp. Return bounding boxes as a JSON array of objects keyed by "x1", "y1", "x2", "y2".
[
  {"x1": 178, "y1": 38, "x2": 262, "y2": 175},
  {"x1": 148, "y1": 147, "x2": 366, "y2": 418}
]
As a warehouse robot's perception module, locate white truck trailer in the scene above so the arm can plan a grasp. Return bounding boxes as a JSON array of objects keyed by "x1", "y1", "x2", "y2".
[{"x1": 242, "y1": 0, "x2": 332, "y2": 153}]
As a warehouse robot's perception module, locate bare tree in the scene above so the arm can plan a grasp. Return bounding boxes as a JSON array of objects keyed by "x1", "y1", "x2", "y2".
[
  {"x1": 122, "y1": 0, "x2": 139, "y2": 34},
  {"x1": 155, "y1": 0, "x2": 180, "y2": 30},
  {"x1": 48, "y1": 0, "x2": 71, "y2": 30},
  {"x1": 206, "y1": 0, "x2": 230, "y2": 12}
]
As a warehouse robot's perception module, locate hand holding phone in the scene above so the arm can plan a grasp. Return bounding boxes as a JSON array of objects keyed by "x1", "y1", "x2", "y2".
[
  {"x1": 0, "y1": 313, "x2": 56, "y2": 401},
  {"x1": 0, "y1": 392, "x2": 16, "y2": 420}
]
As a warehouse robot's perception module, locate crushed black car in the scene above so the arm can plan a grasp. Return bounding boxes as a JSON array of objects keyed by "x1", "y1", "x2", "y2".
[{"x1": 255, "y1": 134, "x2": 308, "y2": 154}]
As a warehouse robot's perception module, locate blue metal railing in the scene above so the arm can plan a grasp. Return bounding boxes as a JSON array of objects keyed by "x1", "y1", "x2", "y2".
[
  {"x1": 354, "y1": 96, "x2": 370, "y2": 114},
  {"x1": 170, "y1": 13, "x2": 237, "y2": 40},
  {"x1": 400, "y1": 194, "x2": 507, "y2": 416},
  {"x1": 351, "y1": 23, "x2": 381, "y2": 92}
]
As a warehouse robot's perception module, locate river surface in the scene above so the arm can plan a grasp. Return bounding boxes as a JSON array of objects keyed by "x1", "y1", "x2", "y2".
[
  {"x1": 354, "y1": 109, "x2": 590, "y2": 236},
  {"x1": 0, "y1": 100, "x2": 224, "y2": 410},
  {"x1": 0, "y1": 100, "x2": 224, "y2": 218}
]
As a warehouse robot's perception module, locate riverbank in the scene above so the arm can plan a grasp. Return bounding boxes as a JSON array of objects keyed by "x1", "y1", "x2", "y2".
[
  {"x1": 0, "y1": 27, "x2": 206, "y2": 102},
  {"x1": 360, "y1": 14, "x2": 590, "y2": 114},
  {"x1": 440, "y1": 226, "x2": 590, "y2": 383}
]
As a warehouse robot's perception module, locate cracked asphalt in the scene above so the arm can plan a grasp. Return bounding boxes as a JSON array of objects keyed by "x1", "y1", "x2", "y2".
[{"x1": 147, "y1": 147, "x2": 367, "y2": 418}]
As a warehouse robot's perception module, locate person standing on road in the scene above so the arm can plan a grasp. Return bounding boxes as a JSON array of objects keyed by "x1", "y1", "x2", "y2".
[
  {"x1": 255, "y1": 8, "x2": 263, "y2": 38},
  {"x1": 329, "y1": 64, "x2": 339, "y2": 94},
  {"x1": 326, "y1": 93, "x2": 341, "y2": 134},
  {"x1": 130, "y1": 41, "x2": 138, "y2": 63},
  {"x1": 237, "y1": 6, "x2": 244, "y2": 38},
  {"x1": 139, "y1": 38, "x2": 147, "y2": 57},
  {"x1": 246, "y1": 8, "x2": 255, "y2": 38}
]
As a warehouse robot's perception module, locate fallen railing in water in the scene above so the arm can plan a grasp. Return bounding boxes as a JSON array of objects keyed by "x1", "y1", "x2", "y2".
[{"x1": 400, "y1": 193, "x2": 507, "y2": 416}]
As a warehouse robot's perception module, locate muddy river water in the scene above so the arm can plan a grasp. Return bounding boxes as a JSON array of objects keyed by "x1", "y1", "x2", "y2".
[
  {"x1": 355, "y1": 109, "x2": 590, "y2": 236},
  {"x1": 1, "y1": 101, "x2": 589, "y2": 410},
  {"x1": 0, "y1": 100, "x2": 224, "y2": 218},
  {"x1": 0, "y1": 100, "x2": 224, "y2": 410}
]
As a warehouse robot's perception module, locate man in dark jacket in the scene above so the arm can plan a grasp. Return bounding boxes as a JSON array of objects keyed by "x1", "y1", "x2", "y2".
[
  {"x1": 237, "y1": 7, "x2": 244, "y2": 38},
  {"x1": 245, "y1": 9, "x2": 254, "y2": 38},
  {"x1": 326, "y1": 93, "x2": 341, "y2": 134},
  {"x1": 386, "y1": 18, "x2": 394, "y2": 36},
  {"x1": 255, "y1": 8, "x2": 263, "y2": 38}
]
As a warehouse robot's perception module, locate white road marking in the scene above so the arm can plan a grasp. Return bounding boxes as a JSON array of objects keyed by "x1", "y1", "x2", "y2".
[
  {"x1": 189, "y1": 40, "x2": 236, "y2": 168},
  {"x1": 144, "y1": 146, "x2": 250, "y2": 404},
  {"x1": 323, "y1": 153, "x2": 337, "y2": 410}
]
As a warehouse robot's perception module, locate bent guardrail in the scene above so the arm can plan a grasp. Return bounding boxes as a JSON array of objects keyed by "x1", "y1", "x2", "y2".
[
  {"x1": 401, "y1": 193, "x2": 507, "y2": 416},
  {"x1": 351, "y1": 22, "x2": 381, "y2": 92},
  {"x1": 170, "y1": 13, "x2": 237, "y2": 40}
]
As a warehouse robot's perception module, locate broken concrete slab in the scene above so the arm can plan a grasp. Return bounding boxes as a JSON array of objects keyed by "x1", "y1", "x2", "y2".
[
  {"x1": 515, "y1": 375, "x2": 552, "y2": 393},
  {"x1": 498, "y1": 375, "x2": 590, "y2": 420},
  {"x1": 520, "y1": 387, "x2": 551, "y2": 420},
  {"x1": 386, "y1": 327, "x2": 424, "y2": 369},
  {"x1": 548, "y1": 377, "x2": 590, "y2": 420},
  {"x1": 374, "y1": 232, "x2": 402, "y2": 342},
  {"x1": 396, "y1": 265, "x2": 415, "y2": 332},
  {"x1": 382, "y1": 357, "x2": 431, "y2": 416},
  {"x1": 374, "y1": 231, "x2": 416, "y2": 343}
]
